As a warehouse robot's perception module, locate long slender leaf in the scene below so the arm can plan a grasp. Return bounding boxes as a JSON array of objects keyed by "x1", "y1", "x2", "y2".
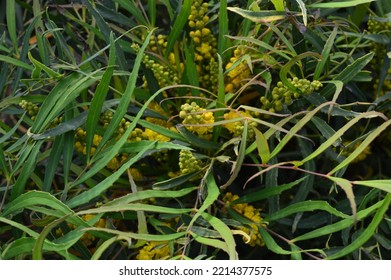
[
  {"x1": 201, "y1": 212, "x2": 238, "y2": 260},
  {"x1": 308, "y1": 0, "x2": 375, "y2": 9},
  {"x1": 165, "y1": 0, "x2": 191, "y2": 57},
  {"x1": 85, "y1": 33, "x2": 116, "y2": 161},
  {"x1": 265, "y1": 200, "x2": 351, "y2": 222},
  {"x1": 314, "y1": 27, "x2": 338, "y2": 80},
  {"x1": 66, "y1": 141, "x2": 156, "y2": 208},
  {"x1": 326, "y1": 194, "x2": 391, "y2": 259}
]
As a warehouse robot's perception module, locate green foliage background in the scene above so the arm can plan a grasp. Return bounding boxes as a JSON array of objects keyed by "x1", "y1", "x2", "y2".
[{"x1": 0, "y1": 0, "x2": 391, "y2": 260}]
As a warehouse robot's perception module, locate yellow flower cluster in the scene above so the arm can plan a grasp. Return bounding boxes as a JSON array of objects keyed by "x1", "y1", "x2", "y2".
[
  {"x1": 149, "y1": 34, "x2": 168, "y2": 54},
  {"x1": 146, "y1": 102, "x2": 173, "y2": 128},
  {"x1": 136, "y1": 241, "x2": 170, "y2": 260},
  {"x1": 74, "y1": 128, "x2": 102, "y2": 156},
  {"x1": 225, "y1": 47, "x2": 251, "y2": 93},
  {"x1": 188, "y1": 0, "x2": 218, "y2": 92},
  {"x1": 223, "y1": 192, "x2": 264, "y2": 247},
  {"x1": 179, "y1": 102, "x2": 214, "y2": 138},
  {"x1": 223, "y1": 110, "x2": 258, "y2": 138}
]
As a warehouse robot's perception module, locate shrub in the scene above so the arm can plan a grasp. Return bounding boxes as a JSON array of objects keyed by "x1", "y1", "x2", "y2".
[{"x1": 0, "y1": 0, "x2": 391, "y2": 260}]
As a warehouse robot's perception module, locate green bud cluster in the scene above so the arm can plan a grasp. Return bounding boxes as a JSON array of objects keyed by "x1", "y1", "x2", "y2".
[
  {"x1": 367, "y1": 18, "x2": 390, "y2": 61},
  {"x1": 261, "y1": 78, "x2": 323, "y2": 113},
  {"x1": 223, "y1": 110, "x2": 258, "y2": 139},
  {"x1": 179, "y1": 102, "x2": 214, "y2": 137},
  {"x1": 101, "y1": 110, "x2": 113, "y2": 129},
  {"x1": 188, "y1": 0, "x2": 218, "y2": 93},
  {"x1": 179, "y1": 150, "x2": 202, "y2": 175},
  {"x1": 132, "y1": 42, "x2": 180, "y2": 90},
  {"x1": 19, "y1": 100, "x2": 39, "y2": 120},
  {"x1": 367, "y1": 18, "x2": 391, "y2": 35}
]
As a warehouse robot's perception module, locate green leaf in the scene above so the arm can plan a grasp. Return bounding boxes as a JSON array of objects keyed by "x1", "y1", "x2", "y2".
[
  {"x1": 33, "y1": 215, "x2": 70, "y2": 260},
  {"x1": 93, "y1": 30, "x2": 154, "y2": 155},
  {"x1": 42, "y1": 135, "x2": 64, "y2": 192},
  {"x1": 326, "y1": 176, "x2": 356, "y2": 220},
  {"x1": 227, "y1": 7, "x2": 288, "y2": 22},
  {"x1": 292, "y1": 199, "x2": 384, "y2": 242},
  {"x1": 190, "y1": 232, "x2": 229, "y2": 254},
  {"x1": 28, "y1": 52, "x2": 63, "y2": 79},
  {"x1": 314, "y1": 27, "x2": 338, "y2": 80},
  {"x1": 30, "y1": 71, "x2": 100, "y2": 134},
  {"x1": 83, "y1": 0, "x2": 126, "y2": 70},
  {"x1": 77, "y1": 203, "x2": 192, "y2": 215},
  {"x1": 328, "y1": 118, "x2": 391, "y2": 175},
  {"x1": 308, "y1": 0, "x2": 375, "y2": 9},
  {"x1": 6, "y1": 0, "x2": 17, "y2": 52},
  {"x1": 79, "y1": 227, "x2": 186, "y2": 242},
  {"x1": 321, "y1": 52, "x2": 374, "y2": 98},
  {"x1": 0, "y1": 55, "x2": 34, "y2": 71},
  {"x1": 105, "y1": 187, "x2": 197, "y2": 206},
  {"x1": 1, "y1": 191, "x2": 86, "y2": 227},
  {"x1": 310, "y1": 116, "x2": 342, "y2": 148},
  {"x1": 234, "y1": 177, "x2": 307, "y2": 204},
  {"x1": 326, "y1": 194, "x2": 391, "y2": 259},
  {"x1": 270, "y1": 101, "x2": 332, "y2": 159},
  {"x1": 201, "y1": 212, "x2": 238, "y2": 260},
  {"x1": 254, "y1": 127, "x2": 270, "y2": 165},
  {"x1": 10, "y1": 141, "x2": 43, "y2": 201},
  {"x1": 220, "y1": 120, "x2": 248, "y2": 189},
  {"x1": 353, "y1": 180, "x2": 391, "y2": 193},
  {"x1": 165, "y1": 0, "x2": 191, "y2": 57},
  {"x1": 148, "y1": 0, "x2": 157, "y2": 26},
  {"x1": 271, "y1": 0, "x2": 285, "y2": 11},
  {"x1": 176, "y1": 125, "x2": 220, "y2": 150},
  {"x1": 66, "y1": 141, "x2": 156, "y2": 208},
  {"x1": 295, "y1": 0, "x2": 307, "y2": 26},
  {"x1": 212, "y1": 54, "x2": 225, "y2": 141},
  {"x1": 218, "y1": 0, "x2": 229, "y2": 59},
  {"x1": 152, "y1": 172, "x2": 202, "y2": 190},
  {"x1": 114, "y1": 0, "x2": 148, "y2": 25},
  {"x1": 265, "y1": 200, "x2": 351, "y2": 222},
  {"x1": 299, "y1": 111, "x2": 387, "y2": 167},
  {"x1": 189, "y1": 171, "x2": 220, "y2": 228},
  {"x1": 85, "y1": 33, "x2": 116, "y2": 161}
]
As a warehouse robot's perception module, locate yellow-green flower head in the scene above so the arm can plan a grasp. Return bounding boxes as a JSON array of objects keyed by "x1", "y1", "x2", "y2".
[
  {"x1": 225, "y1": 47, "x2": 251, "y2": 93},
  {"x1": 136, "y1": 241, "x2": 170, "y2": 260},
  {"x1": 179, "y1": 102, "x2": 214, "y2": 136},
  {"x1": 143, "y1": 128, "x2": 170, "y2": 142},
  {"x1": 179, "y1": 150, "x2": 202, "y2": 175},
  {"x1": 145, "y1": 101, "x2": 173, "y2": 128},
  {"x1": 223, "y1": 110, "x2": 257, "y2": 138},
  {"x1": 223, "y1": 192, "x2": 264, "y2": 247},
  {"x1": 128, "y1": 168, "x2": 143, "y2": 181}
]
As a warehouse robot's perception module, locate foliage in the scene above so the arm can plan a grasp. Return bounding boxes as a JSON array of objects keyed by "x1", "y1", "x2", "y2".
[{"x1": 0, "y1": 0, "x2": 391, "y2": 260}]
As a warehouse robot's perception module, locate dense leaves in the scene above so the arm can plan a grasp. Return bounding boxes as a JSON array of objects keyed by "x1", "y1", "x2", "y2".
[{"x1": 0, "y1": 0, "x2": 390, "y2": 260}]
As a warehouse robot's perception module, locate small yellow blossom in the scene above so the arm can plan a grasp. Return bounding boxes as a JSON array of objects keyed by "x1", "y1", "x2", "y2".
[
  {"x1": 223, "y1": 192, "x2": 265, "y2": 247},
  {"x1": 136, "y1": 241, "x2": 170, "y2": 260}
]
